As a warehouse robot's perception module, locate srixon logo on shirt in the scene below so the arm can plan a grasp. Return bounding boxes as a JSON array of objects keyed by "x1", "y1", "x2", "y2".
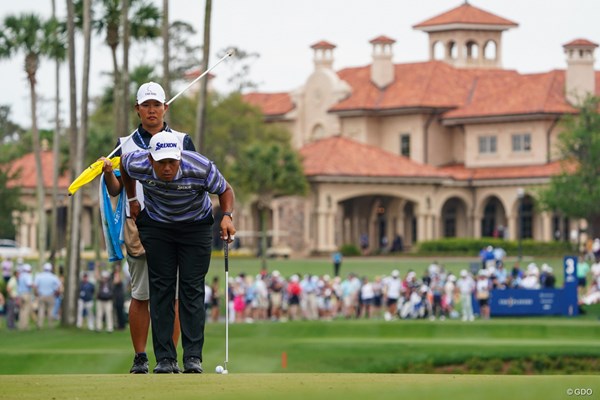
[{"x1": 155, "y1": 142, "x2": 178, "y2": 151}]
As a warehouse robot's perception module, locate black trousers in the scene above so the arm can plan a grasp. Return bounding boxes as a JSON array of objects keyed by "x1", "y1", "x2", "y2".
[{"x1": 136, "y1": 210, "x2": 213, "y2": 362}]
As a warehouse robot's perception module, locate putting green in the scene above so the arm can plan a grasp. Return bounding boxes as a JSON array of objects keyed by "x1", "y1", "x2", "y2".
[{"x1": 0, "y1": 373, "x2": 597, "y2": 400}]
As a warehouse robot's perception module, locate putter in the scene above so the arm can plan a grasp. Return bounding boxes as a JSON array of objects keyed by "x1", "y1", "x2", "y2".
[
  {"x1": 224, "y1": 240, "x2": 230, "y2": 372},
  {"x1": 106, "y1": 49, "x2": 235, "y2": 159}
]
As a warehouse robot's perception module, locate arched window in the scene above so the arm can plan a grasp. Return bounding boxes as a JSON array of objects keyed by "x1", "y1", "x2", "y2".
[
  {"x1": 311, "y1": 124, "x2": 325, "y2": 141},
  {"x1": 433, "y1": 41, "x2": 444, "y2": 60},
  {"x1": 465, "y1": 40, "x2": 479, "y2": 60},
  {"x1": 448, "y1": 41, "x2": 458, "y2": 60},
  {"x1": 484, "y1": 40, "x2": 497, "y2": 60}
]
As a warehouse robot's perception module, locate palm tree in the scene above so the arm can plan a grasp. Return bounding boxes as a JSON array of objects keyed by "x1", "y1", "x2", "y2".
[
  {"x1": 162, "y1": 0, "x2": 170, "y2": 99},
  {"x1": 90, "y1": 0, "x2": 161, "y2": 137},
  {"x1": 0, "y1": 13, "x2": 65, "y2": 267},
  {"x1": 61, "y1": 0, "x2": 83, "y2": 325},
  {"x1": 194, "y1": 0, "x2": 212, "y2": 152},
  {"x1": 49, "y1": 0, "x2": 62, "y2": 262}
]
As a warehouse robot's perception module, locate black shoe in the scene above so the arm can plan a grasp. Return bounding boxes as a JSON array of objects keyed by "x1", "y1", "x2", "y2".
[
  {"x1": 172, "y1": 360, "x2": 181, "y2": 374},
  {"x1": 130, "y1": 353, "x2": 149, "y2": 374},
  {"x1": 183, "y1": 357, "x2": 203, "y2": 373},
  {"x1": 153, "y1": 358, "x2": 175, "y2": 374}
]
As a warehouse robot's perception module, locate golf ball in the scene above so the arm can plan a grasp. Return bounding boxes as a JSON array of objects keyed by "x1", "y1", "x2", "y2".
[{"x1": 215, "y1": 365, "x2": 224, "y2": 374}]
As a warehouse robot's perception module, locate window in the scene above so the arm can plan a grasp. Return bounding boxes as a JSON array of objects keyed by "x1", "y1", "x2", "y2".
[
  {"x1": 400, "y1": 134, "x2": 410, "y2": 157},
  {"x1": 512, "y1": 133, "x2": 531, "y2": 152},
  {"x1": 478, "y1": 135, "x2": 497, "y2": 154}
]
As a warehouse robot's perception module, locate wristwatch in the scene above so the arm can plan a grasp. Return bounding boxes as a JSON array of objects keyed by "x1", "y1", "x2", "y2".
[{"x1": 223, "y1": 211, "x2": 233, "y2": 220}]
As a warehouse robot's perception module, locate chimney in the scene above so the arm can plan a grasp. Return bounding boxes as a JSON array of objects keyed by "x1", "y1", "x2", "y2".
[
  {"x1": 370, "y1": 35, "x2": 396, "y2": 89},
  {"x1": 563, "y1": 38, "x2": 598, "y2": 105},
  {"x1": 311, "y1": 40, "x2": 336, "y2": 70}
]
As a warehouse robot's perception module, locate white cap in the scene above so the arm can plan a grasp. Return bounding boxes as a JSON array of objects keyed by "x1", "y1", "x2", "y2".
[
  {"x1": 42, "y1": 262, "x2": 53, "y2": 272},
  {"x1": 391, "y1": 269, "x2": 400, "y2": 278},
  {"x1": 460, "y1": 269, "x2": 468, "y2": 277},
  {"x1": 149, "y1": 131, "x2": 182, "y2": 161},
  {"x1": 22, "y1": 264, "x2": 32, "y2": 272},
  {"x1": 101, "y1": 270, "x2": 111, "y2": 279},
  {"x1": 136, "y1": 82, "x2": 166, "y2": 104}
]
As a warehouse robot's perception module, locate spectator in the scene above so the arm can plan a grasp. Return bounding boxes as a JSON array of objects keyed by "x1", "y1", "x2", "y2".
[
  {"x1": 493, "y1": 246, "x2": 507, "y2": 267},
  {"x1": 95, "y1": 270, "x2": 115, "y2": 333},
  {"x1": 456, "y1": 269, "x2": 475, "y2": 322},
  {"x1": 332, "y1": 251, "x2": 343, "y2": 277},
  {"x1": 269, "y1": 271, "x2": 284, "y2": 321},
  {"x1": 33, "y1": 263, "x2": 62, "y2": 329},
  {"x1": 5, "y1": 269, "x2": 18, "y2": 329},
  {"x1": 2, "y1": 257, "x2": 13, "y2": 284},
  {"x1": 209, "y1": 276, "x2": 220, "y2": 323},
  {"x1": 204, "y1": 282, "x2": 212, "y2": 320},
  {"x1": 443, "y1": 274, "x2": 457, "y2": 319},
  {"x1": 254, "y1": 274, "x2": 269, "y2": 321},
  {"x1": 359, "y1": 276, "x2": 375, "y2": 319},
  {"x1": 112, "y1": 263, "x2": 127, "y2": 330},
  {"x1": 76, "y1": 273, "x2": 95, "y2": 330},
  {"x1": 540, "y1": 264, "x2": 556, "y2": 288},
  {"x1": 17, "y1": 264, "x2": 33, "y2": 330},
  {"x1": 287, "y1": 275, "x2": 302, "y2": 321},
  {"x1": 383, "y1": 270, "x2": 402, "y2": 321},
  {"x1": 521, "y1": 263, "x2": 541, "y2": 290},
  {"x1": 577, "y1": 255, "x2": 591, "y2": 297},
  {"x1": 475, "y1": 270, "x2": 491, "y2": 319}
]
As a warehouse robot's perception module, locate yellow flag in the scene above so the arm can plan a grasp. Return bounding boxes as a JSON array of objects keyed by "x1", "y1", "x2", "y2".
[{"x1": 67, "y1": 157, "x2": 120, "y2": 195}]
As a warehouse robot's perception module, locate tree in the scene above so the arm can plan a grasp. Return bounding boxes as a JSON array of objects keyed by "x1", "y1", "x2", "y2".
[
  {"x1": 537, "y1": 95, "x2": 600, "y2": 238},
  {"x1": 202, "y1": 92, "x2": 290, "y2": 172},
  {"x1": 0, "y1": 165, "x2": 25, "y2": 239},
  {"x1": 49, "y1": 0, "x2": 63, "y2": 261},
  {"x1": 64, "y1": 0, "x2": 80, "y2": 327},
  {"x1": 194, "y1": 0, "x2": 212, "y2": 152},
  {"x1": 0, "y1": 13, "x2": 66, "y2": 267},
  {"x1": 80, "y1": 0, "x2": 160, "y2": 138},
  {"x1": 216, "y1": 46, "x2": 260, "y2": 93},
  {"x1": 230, "y1": 142, "x2": 308, "y2": 267},
  {"x1": 0, "y1": 105, "x2": 24, "y2": 145},
  {"x1": 161, "y1": 0, "x2": 170, "y2": 98}
]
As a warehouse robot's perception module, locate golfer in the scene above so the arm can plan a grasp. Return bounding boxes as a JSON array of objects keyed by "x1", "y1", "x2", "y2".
[
  {"x1": 121, "y1": 130, "x2": 236, "y2": 374},
  {"x1": 102, "y1": 81, "x2": 194, "y2": 374}
]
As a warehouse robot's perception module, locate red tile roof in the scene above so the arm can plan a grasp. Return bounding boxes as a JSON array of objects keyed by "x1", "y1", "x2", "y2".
[
  {"x1": 243, "y1": 92, "x2": 294, "y2": 116},
  {"x1": 369, "y1": 35, "x2": 396, "y2": 45},
  {"x1": 413, "y1": 3, "x2": 518, "y2": 29},
  {"x1": 6, "y1": 151, "x2": 70, "y2": 189},
  {"x1": 438, "y1": 162, "x2": 564, "y2": 181},
  {"x1": 300, "y1": 137, "x2": 565, "y2": 181},
  {"x1": 563, "y1": 38, "x2": 599, "y2": 48},
  {"x1": 300, "y1": 136, "x2": 447, "y2": 178},
  {"x1": 444, "y1": 70, "x2": 578, "y2": 120},
  {"x1": 311, "y1": 40, "x2": 336, "y2": 50}
]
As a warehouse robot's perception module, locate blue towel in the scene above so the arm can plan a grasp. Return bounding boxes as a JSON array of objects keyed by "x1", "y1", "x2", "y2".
[{"x1": 99, "y1": 173, "x2": 125, "y2": 261}]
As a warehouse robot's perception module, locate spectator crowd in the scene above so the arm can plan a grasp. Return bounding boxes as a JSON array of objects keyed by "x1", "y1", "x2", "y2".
[{"x1": 3, "y1": 242, "x2": 600, "y2": 328}]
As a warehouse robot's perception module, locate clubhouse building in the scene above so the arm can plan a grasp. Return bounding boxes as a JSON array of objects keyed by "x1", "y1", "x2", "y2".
[{"x1": 241, "y1": 2, "x2": 599, "y2": 255}]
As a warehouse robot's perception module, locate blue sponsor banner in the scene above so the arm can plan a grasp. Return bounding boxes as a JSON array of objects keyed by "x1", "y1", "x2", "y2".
[{"x1": 479, "y1": 256, "x2": 579, "y2": 317}]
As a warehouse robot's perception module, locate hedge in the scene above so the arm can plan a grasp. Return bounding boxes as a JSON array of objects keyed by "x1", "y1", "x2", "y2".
[{"x1": 415, "y1": 238, "x2": 574, "y2": 256}]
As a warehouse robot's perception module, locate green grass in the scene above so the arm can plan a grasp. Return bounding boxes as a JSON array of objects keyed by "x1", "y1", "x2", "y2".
[
  {"x1": 0, "y1": 374, "x2": 598, "y2": 400},
  {"x1": 210, "y1": 254, "x2": 569, "y2": 285},
  {"x1": 2, "y1": 318, "x2": 600, "y2": 375},
  {"x1": 2, "y1": 254, "x2": 596, "y2": 399}
]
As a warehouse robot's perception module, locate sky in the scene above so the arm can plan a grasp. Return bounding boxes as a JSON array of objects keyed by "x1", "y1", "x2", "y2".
[{"x1": 0, "y1": 0, "x2": 599, "y2": 128}]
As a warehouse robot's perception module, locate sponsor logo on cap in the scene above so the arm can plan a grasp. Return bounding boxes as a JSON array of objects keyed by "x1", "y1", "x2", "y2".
[{"x1": 155, "y1": 142, "x2": 178, "y2": 151}]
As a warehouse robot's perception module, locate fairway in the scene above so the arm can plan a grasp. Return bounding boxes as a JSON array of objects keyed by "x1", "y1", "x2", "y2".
[{"x1": 0, "y1": 373, "x2": 597, "y2": 400}]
